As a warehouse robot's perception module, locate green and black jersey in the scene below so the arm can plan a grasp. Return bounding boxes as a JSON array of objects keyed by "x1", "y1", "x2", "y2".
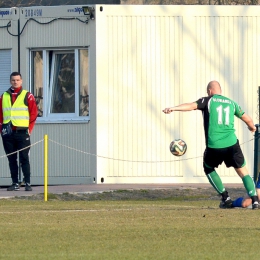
[{"x1": 196, "y1": 94, "x2": 244, "y2": 149}]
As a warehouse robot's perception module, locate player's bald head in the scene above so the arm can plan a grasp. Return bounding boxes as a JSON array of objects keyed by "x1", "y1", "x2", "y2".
[{"x1": 207, "y1": 81, "x2": 222, "y2": 95}]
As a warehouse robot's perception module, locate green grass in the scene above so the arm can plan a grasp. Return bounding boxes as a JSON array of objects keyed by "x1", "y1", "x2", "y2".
[{"x1": 0, "y1": 199, "x2": 259, "y2": 260}]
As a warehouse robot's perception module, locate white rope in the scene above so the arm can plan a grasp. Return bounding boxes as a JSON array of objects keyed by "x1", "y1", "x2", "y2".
[
  {"x1": 0, "y1": 136, "x2": 253, "y2": 163},
  {"x1": 48, "y1": 138, "x2": 198, "y2": 163},
  {"x1": 0, "y1": 139, "x2": 44, "y2": 159},
  {"x1": 48, "y1": 138, "x2": 254, "y2": 163},
  {"x1": 49, "y1": 139, "x2": 202, "y2": 163}
]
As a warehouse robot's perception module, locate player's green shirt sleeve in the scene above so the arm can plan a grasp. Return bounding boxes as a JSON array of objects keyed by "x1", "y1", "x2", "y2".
[{"x1": 233, "y1": 102, "x2": 245, "y2": 118}]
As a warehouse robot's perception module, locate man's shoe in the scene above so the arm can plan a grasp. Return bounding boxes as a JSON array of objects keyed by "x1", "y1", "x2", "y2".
[
  {"x1": 219, "y1": 197, "x2": 233, "y2": 209},
  {"x1": 25, "y1": 183, "x2": 32, "y2": 191},
  {"x1": 252, "y1": 201, "x2": 259, "y2": 210},
  {"x1": 7, "y1": 183, "x2": 19, "y2": 191}
]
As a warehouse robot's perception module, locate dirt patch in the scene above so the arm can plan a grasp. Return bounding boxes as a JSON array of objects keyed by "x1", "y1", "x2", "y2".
[{"x1": 13, "y1": 187, "x2": 248, "y2": 201}]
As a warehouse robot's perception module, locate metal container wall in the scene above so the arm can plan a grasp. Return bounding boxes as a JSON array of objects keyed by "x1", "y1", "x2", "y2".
[
  {"x1": 0, "y1": 5, "x2": 260, "y2": 185},
  {"x1": 95, "y1": 5, "x2": 260, "y2": 183}
]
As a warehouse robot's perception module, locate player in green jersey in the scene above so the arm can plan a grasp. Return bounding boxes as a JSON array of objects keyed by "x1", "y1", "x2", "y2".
[{"x1": 163, "y1": 81, "x2": 259, "y2": 209}]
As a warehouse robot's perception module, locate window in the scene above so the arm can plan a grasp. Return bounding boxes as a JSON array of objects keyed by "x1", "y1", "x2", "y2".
[{"x1": 30, "y1": 49, "x2": 89, "y2": 122}]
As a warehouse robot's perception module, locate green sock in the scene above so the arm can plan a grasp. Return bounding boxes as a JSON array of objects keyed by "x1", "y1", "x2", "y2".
[
  {"x1": 206, "y1": 171, "x2": 225, "y2": 194},
  {"x1": 242, "y1": 175, "x2": 257, "y2": 197}
]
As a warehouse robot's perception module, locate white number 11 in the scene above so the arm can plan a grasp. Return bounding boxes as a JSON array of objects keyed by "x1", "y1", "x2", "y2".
[{"x1": 216, "y1": 105, "x2": 230, "y2": 125}]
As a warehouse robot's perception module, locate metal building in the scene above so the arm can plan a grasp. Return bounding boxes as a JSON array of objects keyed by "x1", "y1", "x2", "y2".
[{"x1": 0, "y1": 5, "x2": 259, "y2": 185}]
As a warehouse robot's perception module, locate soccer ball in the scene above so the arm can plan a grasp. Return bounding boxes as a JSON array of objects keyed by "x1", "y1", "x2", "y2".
[{"x1": 169, "y1": 139, "x2": 187, "y2": 156}]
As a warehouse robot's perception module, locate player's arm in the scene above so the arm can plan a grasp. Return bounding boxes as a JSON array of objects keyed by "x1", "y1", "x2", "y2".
[
  {"x1": 240, "y1": 113, "x2": 256, "y2": 133},
  {"x1": 163, "y1": 102, "x2": 198, "y2": 114}
]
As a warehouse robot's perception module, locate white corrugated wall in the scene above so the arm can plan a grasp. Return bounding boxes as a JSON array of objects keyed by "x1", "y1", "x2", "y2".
[{"x1": 95, "y1": 5, "x2": 260, "y2": 184}]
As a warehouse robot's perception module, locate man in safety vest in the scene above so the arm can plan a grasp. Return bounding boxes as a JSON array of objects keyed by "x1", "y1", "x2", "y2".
[{"x1": 0, "y1": 72, "x2": 38, "y2": 191}]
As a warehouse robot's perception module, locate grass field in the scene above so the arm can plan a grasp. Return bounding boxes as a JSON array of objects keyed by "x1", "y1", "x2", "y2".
[{"x1": 0, "y1": 198, "x2": 259, "y2": 260}]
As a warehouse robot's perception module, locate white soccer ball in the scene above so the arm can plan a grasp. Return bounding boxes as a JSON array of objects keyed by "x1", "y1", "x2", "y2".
[{"x1": 169, "y1": 139, "x2": 187, "y2": 156}]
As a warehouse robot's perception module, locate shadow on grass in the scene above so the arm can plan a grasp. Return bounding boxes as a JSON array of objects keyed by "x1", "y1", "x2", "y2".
[{"x1": 13, "y1": 189, "x2": 217, "y2": 201}]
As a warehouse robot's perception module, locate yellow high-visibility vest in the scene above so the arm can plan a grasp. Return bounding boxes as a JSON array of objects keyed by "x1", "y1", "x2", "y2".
[{"x1": 2, "y1": 90, "x2": 29, "y2": 127}]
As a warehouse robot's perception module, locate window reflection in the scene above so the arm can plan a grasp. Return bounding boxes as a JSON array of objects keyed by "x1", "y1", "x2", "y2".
[
  {"x1": 79, "y1": 49, "x2": 89, "y2": 116},
  {"x1": 50, "y1": 53, "x2": 75, "y2": 114},
  {"x1": 32, "y1": 51, "x2": 43, "y2": 117}
]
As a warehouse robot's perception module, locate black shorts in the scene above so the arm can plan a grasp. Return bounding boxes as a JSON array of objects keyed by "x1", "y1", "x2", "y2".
[{"x1": 203, "y1": 140, "x2": 245, "y2": 169}]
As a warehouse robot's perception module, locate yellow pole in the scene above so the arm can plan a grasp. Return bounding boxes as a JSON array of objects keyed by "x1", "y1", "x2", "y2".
[{"x1": 44, "y1": 134, "x2": 48, "y2": 201}]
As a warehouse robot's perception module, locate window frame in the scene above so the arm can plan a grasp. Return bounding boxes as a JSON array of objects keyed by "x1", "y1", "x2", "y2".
[{"x1": 29, "y1": 48, "x2": 90, "y2": 123}]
